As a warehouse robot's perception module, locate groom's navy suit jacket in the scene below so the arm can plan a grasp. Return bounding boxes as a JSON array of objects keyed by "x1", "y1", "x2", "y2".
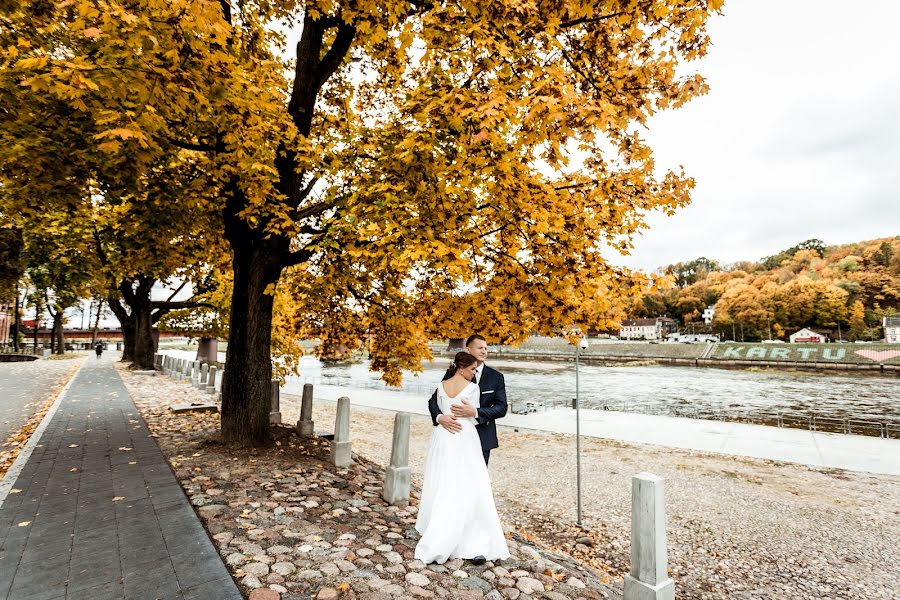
[{"x1": 428, "y1": 364, "x2": 508, "y2": 451}]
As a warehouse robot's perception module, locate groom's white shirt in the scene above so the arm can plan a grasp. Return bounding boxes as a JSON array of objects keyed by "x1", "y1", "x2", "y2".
[{"x1": 473, "y1": 363, "x2": 484, "y2": 384}]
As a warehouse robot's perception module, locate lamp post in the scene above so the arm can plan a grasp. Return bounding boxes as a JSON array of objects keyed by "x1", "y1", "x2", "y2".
[{"x1": 575, "y1": 335, "x2": 589, "y2": 526}]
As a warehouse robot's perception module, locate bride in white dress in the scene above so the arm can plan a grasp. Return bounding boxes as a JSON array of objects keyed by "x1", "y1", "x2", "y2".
[{"x1": 415, "y1": 352, "x2": 510, "y2": 564}]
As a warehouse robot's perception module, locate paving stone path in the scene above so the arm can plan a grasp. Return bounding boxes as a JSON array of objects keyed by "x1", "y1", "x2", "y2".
[{"x1": 0, "y1": 356, "x2": 241, "y2": 600}]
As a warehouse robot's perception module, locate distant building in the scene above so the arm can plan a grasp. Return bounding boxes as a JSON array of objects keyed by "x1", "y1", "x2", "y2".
[
  {"x1": 789, "y1": 327, "x2": 826, "y2": 343},
  {"x1": 619, "y1": 317, "x2": 677, "y2": 341},
  {"x1": 702, "y1": 305, "x2": 715, "y2": 324},
  {"x1": 884, "y1": 316, "x2": 900, "y2": 343}
]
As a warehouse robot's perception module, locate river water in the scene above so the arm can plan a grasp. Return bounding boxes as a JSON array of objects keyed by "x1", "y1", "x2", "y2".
[{"x1": 281, "y1": 355, "x2": 900, "y2": 433}]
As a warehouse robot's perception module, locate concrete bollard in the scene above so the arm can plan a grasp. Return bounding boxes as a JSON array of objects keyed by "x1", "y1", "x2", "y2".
[
  {"x1": 297, "y1": 383, "x2": 314, "y2": 437},
  {"x1": 191, "y1": 361, "x2": 201, "y2": 387},
  {"x1": 270, "y1": 379, "x2": 282, "y2": 424},
  {"x1": 382, "y1": 412, "x2": 411, "y2": 506},
  {"x1": 206, "y1": 366, "x2": 218, "y2": 394},
  {"x1": 331, "y1": 396, "x2": 352, "y2": 468},
  {"x1": 624, "y1": 472, "x2": 675, "y2": 600},
  {"x1": 154, "y1": 354, "x2": 162, "y2": 368},
  {"x1": 181, "y1": 359, "x2": 191, "y2": 381},
  {"x1": 200, "y1": 363, "x2": 209, "y2": 386}
]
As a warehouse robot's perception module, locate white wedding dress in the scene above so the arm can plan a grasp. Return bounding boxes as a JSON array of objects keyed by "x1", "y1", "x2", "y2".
[{"x1": 415, "y1": 381, "x2": 510, "y2": 564}]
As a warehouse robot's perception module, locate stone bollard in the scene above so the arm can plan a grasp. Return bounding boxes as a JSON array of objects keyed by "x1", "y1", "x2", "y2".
[
  {"x1": 297, "y1": 384, "x2": 315, "y2": 437},
  {"x1": 154, "y1": 354, "x2": 162, "y2": 368},
  {"x1": 206, "y1": 366, "x2": 218, "y2": 394},
  {"x1": 191, "y1": 361, "x2": 201, "y2": 387},
  {"x1": 174, "y1": 358, "x2": 182, "y2": 380},
  {"x1": 181, "y1": 359, "x2": 191, "y2": 381},
  {"x1": 200, "y1": 363, "x2": 209, "y2": 386},
  {"x1": 162, "y1": 355, "x2": 169, "y2": 374},
  {"x1": 331, "y1": 396, "x2": 352, "y2": 468},
  {"x1": 270, "y1": 379, "x2": 282, "y2": 424},
  {"x1": 382, "y1": 412, "x2": 411, "y2": 506},
  {"x1": 624, "y1": 472, "x2": 675, "y2": 600}
]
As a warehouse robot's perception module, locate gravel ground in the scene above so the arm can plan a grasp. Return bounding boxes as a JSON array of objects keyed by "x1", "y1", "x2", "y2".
[{"x1": 280, "y1": 393, "x2": 900, "y2": 600}]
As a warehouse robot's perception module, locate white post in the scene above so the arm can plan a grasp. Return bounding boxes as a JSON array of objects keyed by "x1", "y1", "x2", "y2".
[
  {"x1": 331, "y1": 396, "x2": 352, "y2": 467},
  {"x1": 206, "y1": 366, "x2": 218, "y2": 395},
  {"x1": 624, "y1": 472, "x2": 675, "y2": 600},
  {"x1": 269, "y1": 379, "x2": 282, "y2": 424},
  {"x1": 382, "y1": 412, "x2": 411, "y2": 505},
  {"x1": 297, "y1": 383, "x2": 314, "y2": 436},
  {"x1": 191, "y1": 361, "x2": 201, "y2": 387}
]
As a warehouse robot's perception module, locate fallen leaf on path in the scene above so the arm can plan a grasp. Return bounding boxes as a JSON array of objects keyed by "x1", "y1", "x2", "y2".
[
  {"x1": 17, "y1": 521, "x2": 30, "y2": 527},
  {"x1": 118, "y1": 447, "x2": 133, "y2": 451},
  {"x1": 112, "y1": 496, "x2": 125, "y2": 502}
]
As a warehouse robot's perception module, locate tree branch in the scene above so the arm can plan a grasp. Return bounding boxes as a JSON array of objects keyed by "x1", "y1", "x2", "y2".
[
  {"x1": 558, "y1": 12, "x2": 625, "y2": 30},
  {"x1": 163, "y1": 279, "x2": 189, "y2": 303},
  {"x1": 293, "y1": 197, "x2": 340, "y2": 222},
  {"x1": 167, "y1": 137, "x2": 219, "y2": 152},
  {"x1": 316, "y1": 21, "x2": 357, "y2": 89},
  {"x1": 283, "y1": 249, "x2": 315, "y2": 268}
]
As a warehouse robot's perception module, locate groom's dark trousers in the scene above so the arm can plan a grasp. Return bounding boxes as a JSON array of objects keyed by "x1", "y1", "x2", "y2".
[{"x1": 428, "y1": 365, "x2": 508, "y2": 466}]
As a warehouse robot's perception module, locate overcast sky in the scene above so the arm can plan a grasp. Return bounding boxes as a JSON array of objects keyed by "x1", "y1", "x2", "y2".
[{"x1": 614, "y1": 0, "x2": 900, "y2": 273}]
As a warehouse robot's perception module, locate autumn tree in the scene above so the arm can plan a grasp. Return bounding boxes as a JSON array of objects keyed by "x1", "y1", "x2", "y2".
[
  {"x1": 2, "y1": 0, "x2": 723, "y2": 446},
  {"x1": 0, "y1": 2, "x2": 225, "y2": 368},
  {"x1": 0, "y1": 225, "x2": 23, "y2": 348},
  {"x1": 0, "y1": 226, "x2": 23, "y2": 300},
  {"x1": 23, "y1": 236, "x2": 92, "y2": 354}
]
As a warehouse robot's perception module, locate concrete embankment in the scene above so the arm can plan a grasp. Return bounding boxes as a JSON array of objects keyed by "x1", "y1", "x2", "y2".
[{"x1": 432, "y1": 341, "x2": 900, "y2": 375}]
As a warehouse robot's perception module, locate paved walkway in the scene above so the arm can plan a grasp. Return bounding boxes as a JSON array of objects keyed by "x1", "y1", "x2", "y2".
[
  {"x1": 284, "y1": 382, "x2": 900, "y2": 477},
  {"x1": 0, "y1": 358, "x2": 77, "y2": 441},
  {"x1": 0, "y1": 355, "x2": 241, "y2": 600}
]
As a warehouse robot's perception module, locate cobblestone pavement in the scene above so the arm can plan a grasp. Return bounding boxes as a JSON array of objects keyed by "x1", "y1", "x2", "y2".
[
  {"x1": 121, "y1": 367, "x2": 620, "y2": 600},
  {"x1": 0, "y1": 357, "x2": 78, "y2": 441},
  {"x1": 0, "y1": 357, "x2": 241, "y2": 600}
]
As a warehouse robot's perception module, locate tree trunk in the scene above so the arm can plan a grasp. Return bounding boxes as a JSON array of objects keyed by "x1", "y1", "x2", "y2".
[
  {"x1": 132, "y1": 305, "x2": 156, "y2": 370},
  {"x1": 220, "y1": 243, "x2": 283, "y2": 447},
  {"x1": 53, "y1": 311, "x2": 64, "y2": 354},
  {"x1": 12, "y1": 287, "x2": 19, "y2": 352},
  {"x1": 109, "y1": 277, "x2": 158, "y2": 367},
  {"x1": 91, "y1": 298, "x2": 103, "y2": 345}
]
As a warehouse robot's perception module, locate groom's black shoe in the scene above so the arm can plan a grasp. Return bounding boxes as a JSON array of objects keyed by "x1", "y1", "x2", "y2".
[{"x1": 471, "y1": 556, "x2": 486, "y2": 565}]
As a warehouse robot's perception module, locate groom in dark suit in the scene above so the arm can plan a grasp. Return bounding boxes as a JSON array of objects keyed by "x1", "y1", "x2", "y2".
[{"x1": 428, "y1": 334, "x2": 508, "y2": 466}]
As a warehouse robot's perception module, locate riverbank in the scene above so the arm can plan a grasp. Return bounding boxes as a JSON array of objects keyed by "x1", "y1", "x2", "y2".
[
  {"x1": 432, "y1": 341, "x2": 900, "y2": 376},
  {"x1": 283, "y1": 382, "x2": 900, "y2": 476},
  {"x1": 280, "y1": 389, "x2": 900, "y2": 600}
]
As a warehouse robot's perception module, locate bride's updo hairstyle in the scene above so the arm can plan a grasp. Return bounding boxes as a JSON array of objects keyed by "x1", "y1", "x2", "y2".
[{"x1": 448, "y1": 351, "x2": 477, "y2": 377}]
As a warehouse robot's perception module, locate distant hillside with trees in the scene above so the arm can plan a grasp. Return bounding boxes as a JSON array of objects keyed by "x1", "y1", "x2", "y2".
[{"x1": 629, "y1": 237, "x2": 900, "y2": 341}]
